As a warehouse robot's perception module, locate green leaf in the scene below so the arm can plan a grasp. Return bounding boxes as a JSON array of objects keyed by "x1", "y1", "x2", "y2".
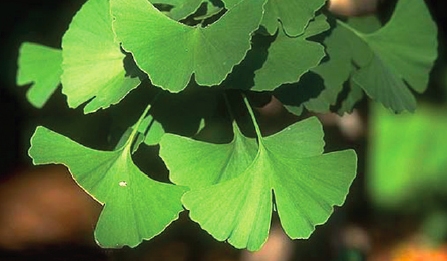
[
  {"x1": 252, "y1": 15, "x2": 329, "y2": 92},
  {"x1": 137, "y1": 115, "x2": 166, "y2": 146},
  {"x1": 261, "y1": 0, "x2": 326, "y2": 36},
  {"x1": 16, "y1": 42, "x2": 62, "y2": 108},
  {"x1": 160, "y1": 122, "x2": 258, "y2": 189},
  {"x1": 335, "y1": 0, "x2": 438, "y2": 112},
  {"x1": 61, "y1": 0, "x2": 140, "y2": 113},
  {"x1": 29, "y1": 126, "x2": 187, "y2": 248},
  {"x1": 224, "y1": 15, "x2": 328, "y2": 92},
  {"x1": 274, "y1": 16, "x2": 381, "y2": 116},
  {"x1": 160, "y1": 114, "x2": 357, "y2": 250},
  {"x1": 111, "y1": 0, "x2": 266, "y2": 92}
]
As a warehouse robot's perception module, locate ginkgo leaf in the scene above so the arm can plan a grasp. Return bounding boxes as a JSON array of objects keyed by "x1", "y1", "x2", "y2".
[
  {"x1": 160, "y1": 122, "x2": 258, "y2": 189},
  {"x1": 274, "y1": 16, "x2": 380, "y2": 116},
  {"x1": 252, "y1": 15, "x2": 329, "y2": 92},
  {"x1": 335, "y1": 0, "x2": 437, "y2": 113},
  {"x1": 111, "y1": 0, "x2": 266, "y2": 92},
  {"x1": 261, "y1": 0, "x2": 326, "y2": 36},
  {"x1": 62, "y1": 0, "x2": 140, "y2": 113},
  {"x1": 224, "y1": 15, "x2": 328, "y2": 92},
  {"x1": 29, "y1": 126, "x2": 187, "y2": 248},
  {"x1": 16, "y1": 42, "x2": 62, "y2": 108},
  {"x1": 160, "y1": 115, "x2": 357, "y2": 250}
]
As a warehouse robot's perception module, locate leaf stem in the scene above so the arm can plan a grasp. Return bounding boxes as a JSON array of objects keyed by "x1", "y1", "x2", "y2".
[
  {"x1": 242, "y1": 94, "x2": 263, "y2": 145},
  {"x1": 126, "y1": 91, "x2": 161, "y2": 149}
]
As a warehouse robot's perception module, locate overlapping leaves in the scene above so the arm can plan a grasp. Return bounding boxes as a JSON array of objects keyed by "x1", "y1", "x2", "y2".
[
  {"x1": 16, "y1": 0, "x2": 439, "y2": 252},
  {"x1": 261, "y1": 0, "x2": 326, "y2": 36},
  {"x1": 329, "y1": 0, "x2": 437, "y2": 113},
  {"x1": 160, "y1": 104, "x2": 357, "y2": 250},
  {"x1": 111, "y1": 0, "x2": 266, "y2": 92}
]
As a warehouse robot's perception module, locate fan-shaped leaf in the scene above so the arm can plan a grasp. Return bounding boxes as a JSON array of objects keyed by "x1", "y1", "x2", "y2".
[
  {"x1": 252, "y1": 15, "x2": 329, "y2": 91},
  {"x1": 62, "y1": 0, "x2": 140, "y2": 113},
  {"x1": 16, "y1": 42, "x2": 62, "y2": 108},
  {"x1": 111, "y1": 0, "x2": 266, "y2": 92},
  {"x1": 160, "y1": 122, "x2": 257, "y2": 189},
  {"x1": 29, "y1": 127, "x2": 186, "y2": 248},
  {"x1": 261, "y1": 0, "x2": 326, "y2": 36},
  {"x1": 335, "y1": 0, "x2": 437, "y2": 112},
  {"x1": 160, "y1": 117, "x2": 357, "y2": 250}
]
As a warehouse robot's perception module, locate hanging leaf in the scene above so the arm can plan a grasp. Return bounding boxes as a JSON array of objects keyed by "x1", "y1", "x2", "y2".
[
  {"x1": 252, "y1": 15, "x2": 329, "y2": 91},
  {"x1": 160, "y1": 122, "x2": 258, "y2": 189},
  {"x1": 224, "y1": 15, "x2": 329, "y2": 92},
  {"x1": 334, "y1": 0, "x2": 437, "y2": 112},
  {"x1": 29, "y1": 126, "x2": 187, "y2": 248},
  {"x1": 16, "y1": 42, "x2": 62, "y2": 108},
  {"x1": 61, "y1": 0, "x2": 140, "y2": 113},
  {"x1": 160, "y1": 113, "x2": 357, "y2": 250},
  {"x1": 274, "y1": 16, "x2": 380, "y2": 116},
  {"x1": 261, "y1": 0, "x2": 326, "y2": 36},
  {"x1": 111, "y1": 0, "x2": 266, "y2": 92}
]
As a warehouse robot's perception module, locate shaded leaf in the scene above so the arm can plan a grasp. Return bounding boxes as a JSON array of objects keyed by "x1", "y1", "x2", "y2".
[
  {"x1": 62, "y1": 0, "x2": 140, "y2": 113},
  {"x1": 29, "y1": 127, "x2": 186, "y2": 248},
  {"x1": 275, "y1": 16, "x2": 381, "y2": 116},
  {"x1": 252, "y1": 15, "x2": 329, "y2": 91},
  {"x1": 16, "y1": 42, "x2": 62, "y2": 108},
  {"x1": 224, "y1": 15, "x2": 329, "y2": 92},
  {"x1": 336, "y1": 0, "x2": 438, "y2": 112},
  {"x1": 338, "y1": 80, "x2": 364, "y2": 115},
  {"x1": 261, "y1": 0, "x2": 326, "y2": 36}
]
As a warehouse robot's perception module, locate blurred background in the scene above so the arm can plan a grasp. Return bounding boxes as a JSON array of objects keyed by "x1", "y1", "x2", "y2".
[{"x1": 0, "y1": 0, "x2": 447, "y2": 260}]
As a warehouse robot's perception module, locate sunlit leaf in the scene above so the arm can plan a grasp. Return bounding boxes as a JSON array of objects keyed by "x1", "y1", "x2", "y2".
[
  {"x1": 16, "y1": 42, "x2": 62, "y2": 108},
  {"x1": 111, "y1": 0, "x2": 266, "y2": 92},
  {"x1": 29, "y1": 126, "x2": 187, "y2": 248},
  {"x1": 160, "y1": 116, "x2": 357, "y2": 250},
  {"x1": 137, "y1": 115, "x2": 166, "y2": 146},
  {"x1": 160, "y1": 122, "x2": 258, "y2": 189},
  {"x1": 62, "y1": 0, "x2": 140, "y2": 113}
]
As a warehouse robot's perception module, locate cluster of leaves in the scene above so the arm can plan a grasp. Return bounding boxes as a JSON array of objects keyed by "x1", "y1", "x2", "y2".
[{"x1": 17, "y1": 0, "x2": 437, "y2": 251}]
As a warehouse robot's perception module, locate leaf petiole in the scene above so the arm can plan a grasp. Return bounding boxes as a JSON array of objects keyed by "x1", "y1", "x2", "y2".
[
  {"x1": 125, "y1": 92, "x2": 161, "y2": 150},
  {"x1": 242, "y1": 93, "x2": 264, "y2": 146}
]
